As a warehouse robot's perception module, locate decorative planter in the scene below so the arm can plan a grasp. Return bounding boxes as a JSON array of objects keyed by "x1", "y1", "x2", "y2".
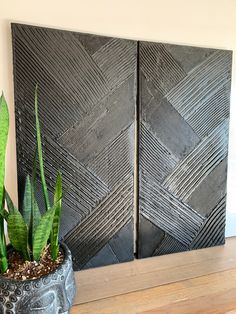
[{"x1": 0, "y1": 243, "x2": 76, "y2": 314}]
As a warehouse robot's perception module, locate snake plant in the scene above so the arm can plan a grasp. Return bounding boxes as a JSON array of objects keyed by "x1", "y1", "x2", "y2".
[
  {"x1": 0, "y1": 87, "x2": 63, "y2": 273},
  {"x1": 0, "y1": 93, "x2": 9, "y2": 273}
]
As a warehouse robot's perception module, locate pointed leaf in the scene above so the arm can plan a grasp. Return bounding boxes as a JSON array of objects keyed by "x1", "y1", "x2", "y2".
[
  {"x1": 5, "y1": 190, "x2": 17, "y2": 214},
  {"x1": 33, "y1": 206, "x2": 55, "y2": 261},
  {"x1": 34, "y1": 86, "x2": 50, "y2": 211},
  {"x1": 32, "y1": 199, "x2": 41, "y2": 236},
  {"x1": 7, "y1": 211, "x2": 30, "y2": 260},
  {"x1": 0, "y1": 93, "x2": 9, "y2": 216},
  {"x1": 0, "y1": 94, "x2": 10, "y2": 272},
  {"x1": 31, "y1": 148, "x2": 37, "y2": 195},
  {"x1": 50, "y1": 172, "x2": 62, "y2": 260},
  {"x1": 22, "y1": 175, "x2": 32, "y2": 227},
  {"x1": 31, "y1": 148, "x2": 38, "y2": 244}
]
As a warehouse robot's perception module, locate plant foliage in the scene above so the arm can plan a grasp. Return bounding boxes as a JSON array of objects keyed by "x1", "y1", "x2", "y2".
[
  {"x1": 0, "y1": 94, "x2": 9, "y2": 273},
  {"x1": 0, "y1": 87, "x2": 64, "y2": 271}
]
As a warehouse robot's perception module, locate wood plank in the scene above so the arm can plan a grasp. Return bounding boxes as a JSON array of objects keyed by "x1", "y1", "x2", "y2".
[
  {"x1": 142, "y1": 289, "x2": 236, "y2": 314},
  {"x1": 72, "y1": 268, "x2": 236, "y2": 314},
  {"x1": 74, "y1": 237, "x2": 236, "y2": 304}
]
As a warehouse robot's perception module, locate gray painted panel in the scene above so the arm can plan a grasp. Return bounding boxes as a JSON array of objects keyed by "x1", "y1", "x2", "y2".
[
  {"x1": 12, "y1": 23, "x2": 232, "y2": 265},
  {"x1": 12, "y1": 23, "x2": 136, "y2": 270},
  {"x1": 138, "y1": 41, "x2": 232, "y2": 258}
]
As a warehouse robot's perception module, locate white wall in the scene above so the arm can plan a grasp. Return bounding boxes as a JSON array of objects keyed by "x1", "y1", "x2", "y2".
[{"x1": 1, "y1": 0, "x2": 236, "y2": 236}]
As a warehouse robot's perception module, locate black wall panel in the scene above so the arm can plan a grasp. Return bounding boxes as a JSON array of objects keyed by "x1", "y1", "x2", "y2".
[
  {"x1": 12, "y1": 24, "x2": 136, "y2": 270},
  {"x1": 138, "y1": 42, "x2": 232, "y2": 258},
  {"x1": 12, "y1": 23, "x2": 232, "y2": 267}
]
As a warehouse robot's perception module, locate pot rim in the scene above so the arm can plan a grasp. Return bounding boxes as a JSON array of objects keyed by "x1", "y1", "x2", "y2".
[{"x1": 0, "y1": 242, "x2": 72, "y2": 284}]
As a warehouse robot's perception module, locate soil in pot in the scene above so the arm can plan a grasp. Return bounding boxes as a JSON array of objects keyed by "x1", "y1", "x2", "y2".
[
  {"x1": 2, "y1": 245, "x2": 64, "y2": 281},
  {"x1": 0, "y1": 243, "x2": 76, "y2": 314}
]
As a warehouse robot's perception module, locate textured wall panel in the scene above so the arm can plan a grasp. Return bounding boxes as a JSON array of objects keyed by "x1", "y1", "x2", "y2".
[
  {"x1": 138, "y1": 42, "x2": 232, "y2": 258},
  {"x1": 12, "y1": 24, "x2": 136, "y2": 270}
]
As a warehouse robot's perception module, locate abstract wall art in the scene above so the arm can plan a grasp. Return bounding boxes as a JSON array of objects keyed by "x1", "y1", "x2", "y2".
[
  {"x1": 12, "y1": 23, "x2": 232, "y2": 269},
  {"x1": 12, "y1": 24, "x2": 137, "y2": 270},
  {"x1": 138, "y1": 41, "x2": 232, "y2": 258}
]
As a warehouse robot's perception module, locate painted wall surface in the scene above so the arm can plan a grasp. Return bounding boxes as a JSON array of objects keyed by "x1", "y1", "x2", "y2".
[{"x1": 1, "y1": 0, "x2": 236, "y2": 237}]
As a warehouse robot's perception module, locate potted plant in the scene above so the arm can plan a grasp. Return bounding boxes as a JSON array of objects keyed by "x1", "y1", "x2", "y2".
[{"x1": 0, "y1": 87, "x2": 76, "y2": 314}]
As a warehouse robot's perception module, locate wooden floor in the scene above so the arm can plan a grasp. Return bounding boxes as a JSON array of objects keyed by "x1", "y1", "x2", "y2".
[{"x1": 71, "y1": 237, "x2": 236, "y2": 313}]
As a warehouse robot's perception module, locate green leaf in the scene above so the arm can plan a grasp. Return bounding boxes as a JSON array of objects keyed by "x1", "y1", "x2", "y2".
[
  {"x1": 0, "y1": 93, "x2": 9, "y2": 272},
  {"x1": 22, "y1": 175, "x2": 32, "y2": 228},
  {"x1": 5, "y1": 190, "x2": 17, "y2": 214},
  {"x1": 31, "y1": 148, "x2": 39, "y2": 243},
  {"x1": 33, "y1": 205, "x2": 55, "y2": 261},
  {"x1": 0, "y1": 187, "x2": 8, "y2": 220},
  {"x1": 0, "y1": 216, "x2": 8, "y2": 273},
  {"x1": 0, "y1": 188, "x2": 7, "y2": 273},
  {"x1": 7, "y1": 211, "x2": 30, "y2": 260},
  {"x1": 34, "y1": 85, "x2": 50, "y2": 211},
  {"x1": 0, "y1": 208, "x2": 9, "y2": 221},
  {"x1": 32, "y1": 199, "x2": 41, "y2": 237},
  {"x1": 0, "y1": 93, "x2": 9, "y2": 217},
  {"x1": 50, "y1": 172, "x2": 62, "y2": 260},
  {"x1": 31, "y1": 148, "x2": 37, "y2": 195}
]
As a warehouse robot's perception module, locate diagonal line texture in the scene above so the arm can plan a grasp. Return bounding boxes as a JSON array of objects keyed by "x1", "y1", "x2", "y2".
[
  {"x1": 13, "y1": 24, "x2": 232, "y2": 265},
  {"x1": 12, "y1": 25, "x2": 112, "y2": 139},
  {"x1": 153, "y1": 232, "x2": 189, "y2": 256},
  {"x1": 64, "y1": 175, "x2": 133, "y2": 269},
  {"x1": 138, "y1": 41, "x2": 231, "y2": 259},
  {"x1": 92, "y1": 38, "x2": 137, "y2": 89},
  {"x1": 140, "y1": 123, "x2": 179, "y2": 182},
  {"x1": 163, "y1": 120, "x2": 229, "y2": 201},
  {"x1": 16, "y1": 109, "x2": 109, "y2": 220},
  {"x1": 190, "y1": 197, "x2": 226, "y2": 249},
  {"x1": 13, "y1": 24, "x2": 136, "y2": 269},
  {"x1": 13, "y1": 25, "x2": 110, "y2": 111},
  {"x1": 13, "y1": 36, "x2": 85, "y2": 138},
  {"x1": 140, "y1": 43, "x2": 187, "y2": 95},
  {"x1": 58, "y1": 76, "x2": 136, "y2": 164},
  {"x1": 186, "y1": 83, "x2": 231, "y2": 138},
  {"x1": 140, "y1": 173, "x2": 204, "y2": 246},
  {"x1": 87, "y1": 123, "x2": 135, "y2": 189},
  {"x1": 165, "y1": 50, "x2": 232, "y2": 118}
]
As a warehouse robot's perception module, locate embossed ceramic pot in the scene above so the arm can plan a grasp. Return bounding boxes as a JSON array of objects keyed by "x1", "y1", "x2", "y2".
[{"x1": 0, "y1": 243, "x2": 76, "y2": 314}]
